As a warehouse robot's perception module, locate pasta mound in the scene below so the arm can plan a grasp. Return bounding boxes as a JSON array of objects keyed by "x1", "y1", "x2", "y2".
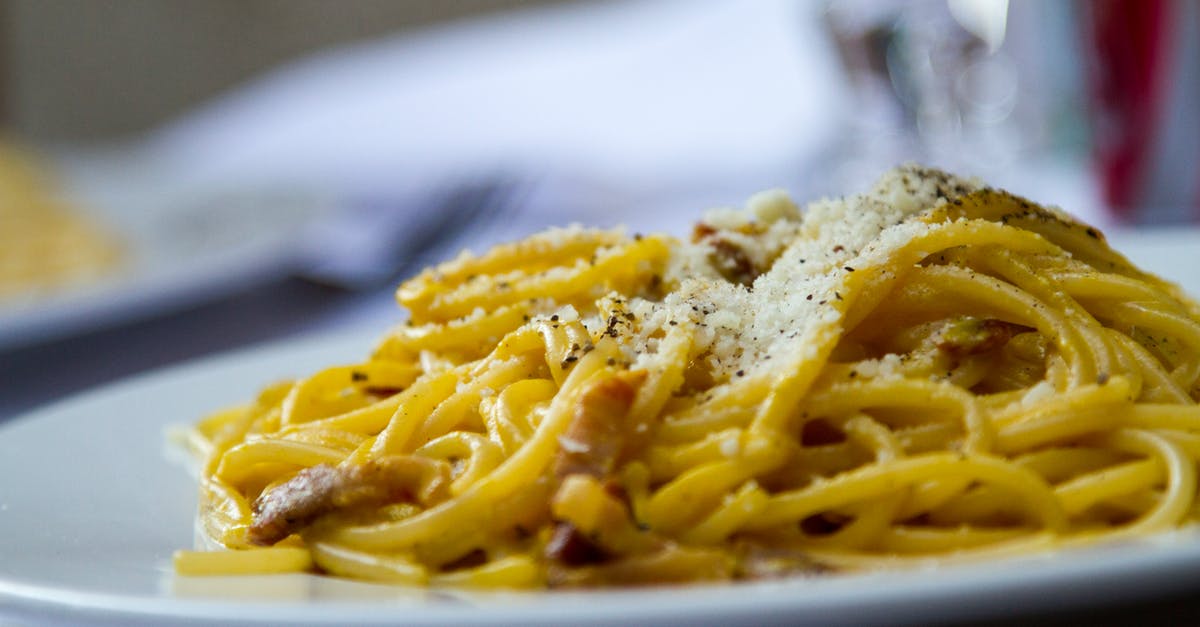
[{"x1": 178, "y1": 165, "x2": 1200, "y2": 588}]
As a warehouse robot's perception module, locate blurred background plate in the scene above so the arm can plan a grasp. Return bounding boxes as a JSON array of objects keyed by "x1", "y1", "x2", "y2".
[{"x1": 0, "y1": 164, "x2": 329, "y2": 351}]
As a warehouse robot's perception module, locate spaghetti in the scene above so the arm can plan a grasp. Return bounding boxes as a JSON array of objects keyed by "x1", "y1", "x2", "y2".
[{"x1": 176, "y1": 166, "x2": 1200, "y2": 587}]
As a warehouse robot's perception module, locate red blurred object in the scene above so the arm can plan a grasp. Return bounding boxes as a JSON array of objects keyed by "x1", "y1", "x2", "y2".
[
  {"x1": 1081, "y1": 0, "x2": 1200, "y2": 222},
  {"x1": 1084, "y1": 0, "x2": 1164, "y2": 211}
]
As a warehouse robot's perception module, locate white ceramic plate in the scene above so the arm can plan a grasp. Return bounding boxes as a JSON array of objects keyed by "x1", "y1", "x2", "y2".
[
  {"x1": 1107, "y1": 228, "x2": 1200, "y2": 299},
  {"x1": 3, "y1": 232, "x2": 1200, "y2": 626}
]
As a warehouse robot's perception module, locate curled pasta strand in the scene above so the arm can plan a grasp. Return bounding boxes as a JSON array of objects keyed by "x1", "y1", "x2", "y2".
[
  {"x1": 748, "y1": 453, "x2": 1068, "y2": 533},
  {"x1": 325, "y1": 341, "x2": 622, "y2": 551}
]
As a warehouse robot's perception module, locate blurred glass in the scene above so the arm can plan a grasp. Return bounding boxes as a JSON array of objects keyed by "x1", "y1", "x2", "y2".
[
  {"x1": 822, "y1": 0, "x2": 1085, "y2": 192},
  {"x1": 1078, "y1": 0, "x2": 1200, "y2": 224}
]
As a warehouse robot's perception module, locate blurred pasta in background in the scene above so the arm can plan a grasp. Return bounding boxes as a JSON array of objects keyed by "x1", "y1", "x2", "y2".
[{"x1": 0, "y1": 142, "x2": 122, "y2": 305}]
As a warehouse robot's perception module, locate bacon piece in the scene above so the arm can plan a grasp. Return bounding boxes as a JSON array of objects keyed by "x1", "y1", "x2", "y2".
[
  {"x1": 545, "y1": 522, "x2": 610, "y2": 566},
  {"x1": 692, "y1": 222, "x2": 761, "y2": 285},
  {"x1": 708, "y1": 239, "x2": 759, "y2": 286},
  {"x1": 936, "y1": 318, "x2": 1026, "y2": 357},
  {"x1": 248, "y1": 456, "x2": 447, "y2": 546},
  {"x1": 553, "y1": 371, "x2": 644, "y2": 480}
]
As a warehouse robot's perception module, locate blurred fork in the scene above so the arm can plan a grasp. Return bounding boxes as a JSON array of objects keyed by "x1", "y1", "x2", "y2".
[{"x1": 298, "y1": 176, "x2": 535, "y2": 290}]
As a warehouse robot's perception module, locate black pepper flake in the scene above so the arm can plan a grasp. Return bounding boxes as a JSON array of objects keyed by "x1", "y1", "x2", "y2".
[
  {"x1": 350, "y1": 371, "x2": 368, "y2": 382},
  {"x1": 806, "y1": 294, "x2": 813, "y2": 301},
  {"x1": 550, "y1": 314, "x2": 559, "y2": 322},
  {"x1": 835, "y1": 292, "x2": 842, "y2": 301},
  {"x1": 634, "y1": 233, "x2": 644, "y2": 241},
  {"x1": 819, "y1": 300, "x2": 827, "y2": 305},
  {"x1": 736, "y1": 370, "x2": 745, "y2": 377},
  {"x1": 669, "y1": 320, "x2": 678, "y2": 326},
  {"x1": 848, "y1": 370, "x2": 857, "y2": 378},
  {"x1": 522, "y1": 314, "x2": 530, "y2": 322},
  {"x1": 605, "y1": 315, "x2": 621, "y2": 337},
  {"x1": 606, "y1": 357, "x2": 616, "y2": 366},
  {"x1": 843, "y1": 266, "x2": 855, "y2": 272},
  {"x1": 1097, "y1": 372, "x2": 1110, "y2": 385},
  {"x1": 832, "y1": 245, "x2": 845, "y2": 253},
  {"x1": 1086, "y1": 227, "x2": 1099, "y2": 239}
]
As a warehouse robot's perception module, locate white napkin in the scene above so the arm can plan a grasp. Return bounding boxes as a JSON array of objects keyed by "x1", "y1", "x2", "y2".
[{"x1": 138, "y1": 0, "x2": 847, "y2": 204}]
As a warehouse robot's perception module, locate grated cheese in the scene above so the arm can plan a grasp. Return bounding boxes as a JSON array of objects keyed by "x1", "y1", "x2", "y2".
[{"x1": 616, "y1": 165, "x2": 985, "y2": 385}]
